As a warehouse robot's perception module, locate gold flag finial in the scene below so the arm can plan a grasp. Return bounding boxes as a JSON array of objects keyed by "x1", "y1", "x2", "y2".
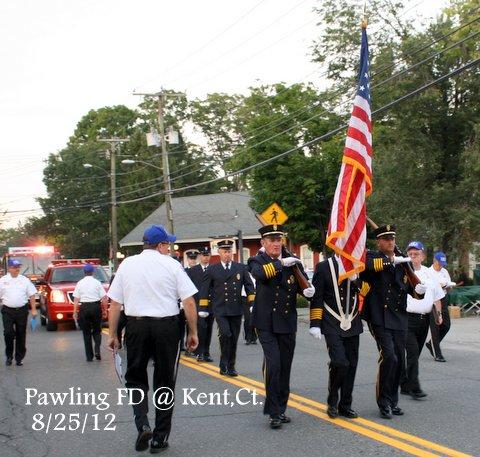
[{"x1": 361, "y1": 1, "x2": 368, "y2": 28}]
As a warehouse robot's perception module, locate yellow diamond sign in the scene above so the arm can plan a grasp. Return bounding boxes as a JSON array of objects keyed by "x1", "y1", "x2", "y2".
[{"x1": 260, "y1": 203, "x2": 288, "y2": 226}]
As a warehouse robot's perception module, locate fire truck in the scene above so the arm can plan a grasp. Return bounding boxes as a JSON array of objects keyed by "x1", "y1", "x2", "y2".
[{"x1": 2, "y1": 246, "x2": 60, "y2": 283}]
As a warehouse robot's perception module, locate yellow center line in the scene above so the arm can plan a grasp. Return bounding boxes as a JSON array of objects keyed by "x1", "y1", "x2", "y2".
[{"x1": 179, "y1": 356, "x2": 471, "y2": 457}]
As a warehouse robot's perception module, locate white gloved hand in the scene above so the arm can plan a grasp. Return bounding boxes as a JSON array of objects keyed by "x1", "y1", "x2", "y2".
[
  {"x1": 303, "y1": 285, "x2": 315, "y2": 298},
  {"x1": 282, "y1": 257, "x2": 301, "y2": 267},
  {"x1": 249, "y1": 306, "x2": 253, "y2": 313},
  {"x1": 198, "y1": 311, "x2": 209, "y2": 318},
  {"x1": 446, "y1": 281, "x2": 456, "y2": 288},
  {"x1": 309, "y1": 327, "x2": 322, "y2": 340},
  {"x1": 393, "y1": 256, "x2": 411, "y2": 265},
  {"x1": 415, "y1": 283, "x2": 428, "y2": 294}
]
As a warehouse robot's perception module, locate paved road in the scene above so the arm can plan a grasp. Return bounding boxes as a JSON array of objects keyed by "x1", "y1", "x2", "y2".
[{"x1": 1, "y1": 312, "x2": 479, "y2": 457}]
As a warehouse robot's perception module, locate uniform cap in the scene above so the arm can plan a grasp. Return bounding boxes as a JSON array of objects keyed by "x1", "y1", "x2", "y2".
[
  {"x1": 186, "y1": 251, "x2": 198, "y2": 259},
  {"x1": 258, "y1": 224, "x2": 284, "y2": 238},
  {"x1": 199, "y1": 246, "x2": 211, "y2": 255},
  {"x1": 373, "y1": 224, "x2": 396, "y2": 239},
  {"x1": 217, "y1": 240, "x2": 234, "y2": 249}
]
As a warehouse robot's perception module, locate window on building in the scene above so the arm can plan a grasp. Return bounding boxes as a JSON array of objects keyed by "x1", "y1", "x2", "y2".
[
  {"x1": 242, "y1": 247, "x2": 250, "y2": 264},
  {"x1": 300, "y1": 244, "x2": 314, "y2": 271}
]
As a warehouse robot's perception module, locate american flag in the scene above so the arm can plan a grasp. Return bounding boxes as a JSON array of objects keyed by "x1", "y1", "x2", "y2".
[{"x1": 326, "y1": 27, "x2": 372, "y2": 283}]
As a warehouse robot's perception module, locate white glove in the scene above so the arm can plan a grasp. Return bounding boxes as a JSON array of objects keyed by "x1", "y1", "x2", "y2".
[
  {"x1": 446, "y1": 281, "x2": 456, "y2": 288},
  {"x1": 393, "y1": 256, "x2": 411, "y2": 265},
  {"x1": 309, "y1": 327, "x2": 322, "y2": 340},
  {"x1": 303, "y1": 285, "x2": 315, "y2": 298},
  {"x1": 415, "y1": 283, "x2": 428, "y2": 294},
  {"x1": 249, "y1": 306, "x2": 253, "y2": 313},
  {"x1": 282, "y1": 257, "x2": 301, "y2": 267},
  {"x1": 198, "y1": 311, "x2": 209, "y2": 318}
]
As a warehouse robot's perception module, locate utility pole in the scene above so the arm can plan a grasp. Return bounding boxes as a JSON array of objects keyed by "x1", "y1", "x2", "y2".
[
  {"x1": 97, "y1": 137, "x2": 129, "y2": 272},
  {"x1": 133, "y1": 89, "x2": 184, "y2": 249}
]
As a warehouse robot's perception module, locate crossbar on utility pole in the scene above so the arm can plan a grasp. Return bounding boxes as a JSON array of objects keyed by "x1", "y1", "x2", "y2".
[
  {"x1": 97, "y1": 137, "x2": 129, "y2": 272},
  {"x1": 133, "y1": 89, "x2": 184, "y2": 249}
]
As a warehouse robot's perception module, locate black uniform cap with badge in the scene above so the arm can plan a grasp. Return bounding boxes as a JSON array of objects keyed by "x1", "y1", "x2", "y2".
[
  {"x1": 186, "y1": 251, "x2": 199, "y2": 260},
  {"x1": 199, "y1": 246, "x2": 211, "y2": 256},
  {"x1": 373, "y1": 224, "x2": 396, "y2": 240},
  {"x1": 217, "y1": 240, "x2": 235, "y2": 250},
  {"x1": 258, "y1": 224, "x2": 284, "y2": 238}
]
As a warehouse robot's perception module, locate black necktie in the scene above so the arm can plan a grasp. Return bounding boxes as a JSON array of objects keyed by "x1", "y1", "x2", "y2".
[{"x1": 225, "y1": 262, "x2": 230, "y2": 270}]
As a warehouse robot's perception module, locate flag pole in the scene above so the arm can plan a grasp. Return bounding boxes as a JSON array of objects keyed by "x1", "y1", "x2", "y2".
[{"x1": 362, "y1": 1, "x2": 368, "y2": 28}]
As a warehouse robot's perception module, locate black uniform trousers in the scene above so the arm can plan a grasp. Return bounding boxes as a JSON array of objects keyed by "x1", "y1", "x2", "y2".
[
  {"x1": 215, "y1": 315, "x2": 242, "y2": 371},
  {"x1": 178, "y1": 309, "x2": 187, "y2": 351},
  {"x1": 197, "y1": 314, "x2": 214, "y2": 357},
  {"x1": 125, "y1": 316, "x2": 180, "y2": 440},
  {"x1": 257, "y1": 330, "x2": 296, "y2": 418},
  {"x1": 427, "y1": 297, "x2": 451, "y2": 358},
  {"x1": 242, "y1": 297, "x2": 256, "y2": 343},
  {"x1": 369, "y1": 324, "x2": 406, "y2": 409},
  {"x1": 78, "y1": 301, "x2": 102, "y2": 360},
  {"x1": 401, "y1": 313, "x2": 429, "y2": 393},
  {"x1": 324, "y1": 333, "x2": 359, "y2": 410},
  {"x1": 1, "y1": 304, "x2": 28, "y2": 362},
  {"x1": 116, "y1": 309, "x2": 128, "y2": 348}
]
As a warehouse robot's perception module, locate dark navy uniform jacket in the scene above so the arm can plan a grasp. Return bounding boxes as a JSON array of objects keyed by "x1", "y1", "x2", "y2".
[
  {"x1": 199, "y1": 262, "x2": 255, "y2": 317},
  {"x1": 310, "y1": 257, "x2": 364, "y2": 337},
  {"x1": 186, "y1": 264, "x2": 208, "y2": 310},
  {"x1": 248, "y1": 249, "x2": 308, "y2": 334},
  {"x1": 360, "y1": 250, "x2": 414, "y2": 331}
]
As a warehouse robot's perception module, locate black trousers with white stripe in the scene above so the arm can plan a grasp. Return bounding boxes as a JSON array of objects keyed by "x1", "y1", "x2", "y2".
[{"x1": 125, "y1": 316, "x2": 181, "y2": 440}]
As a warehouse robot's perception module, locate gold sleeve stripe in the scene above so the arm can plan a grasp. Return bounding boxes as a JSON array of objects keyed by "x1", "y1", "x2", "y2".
[
  {"x1": 263, "y1": 264, "x2": 271, "y2": 278},
  {"x1": 360, "y1": 282, "x2": 370, "y2": 297},
  {"x1": 247, "y1": 294, "x2": 255, "y2": 303},
  {"x1": 267, "y1": 263, "x2": 276, "y2": 277},
  {"x1": 199, "y1": 299, "x2": 209, "y2": 307},
  {"x1": 374, "y1": 258, "x2": 384, "y2": 272},
  {"x1": 310, "y1": 309, "x2": 323, "y2": 319},
  {"x1": 263, "y1": 263, "x2": 276, "y2": 278}
]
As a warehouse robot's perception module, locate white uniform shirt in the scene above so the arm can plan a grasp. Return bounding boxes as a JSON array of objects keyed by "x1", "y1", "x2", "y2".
[
  {"x1": 0, "y1": 274, "x2": 37, "y2": 308},
  {"x1": 428, "y1": 266, "x2": 452, "y2": 289},
  {"x1": 407, "y1": 266, "x2": 445, "y2": 314},
  {"x1": 107, "y1": 249, "x2": 198, "y2": 317},
  {"x1": 72, "y1": 276, "x2": 106, "y2": 302}
]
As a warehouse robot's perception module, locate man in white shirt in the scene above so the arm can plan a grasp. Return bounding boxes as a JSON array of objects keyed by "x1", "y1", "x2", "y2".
[
  {"x1": 400, "y1": 241, "x2": 445, "y2": 399},
  {"x1": 108, "y1": 224, "x2": 198, "y2": 454},
  {"x1": 0, "y1": 259, "x2": 37, "y2": 366},
  {"x1": 72, "y1": 263, "x2": 107, "y2": 362},
  {"x1": 426, "y1": 252, "x2": 455, "y2": 362}
]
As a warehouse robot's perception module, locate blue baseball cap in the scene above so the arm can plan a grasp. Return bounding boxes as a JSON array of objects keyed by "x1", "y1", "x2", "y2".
[
  {"x1": 84, "y1": 263, "x2": 95, "y2": 273},
  {"x1": 434, "y1": 251, "x2": 447, "y2": 266},
  {"x1": 406, "y1": 241, "x2": 424, "y2": 251},
  {"x1": 8, "y1": 259, "x2": 22, "y2": 267},
  {"x1": 143, "y1": 224, "x2": 177, "y2": 244}
]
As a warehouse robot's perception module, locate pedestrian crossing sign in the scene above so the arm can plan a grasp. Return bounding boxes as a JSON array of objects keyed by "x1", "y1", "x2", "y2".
[{"x1": 259, "y1": 203, "x2": 288, "y2": 225}]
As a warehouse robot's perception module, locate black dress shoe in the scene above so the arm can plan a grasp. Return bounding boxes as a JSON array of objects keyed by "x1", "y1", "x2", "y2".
[
  {"x1": 95, "y1": 353, "x2": 101, "y2": 360},
  {"x1": 6, "y1": 358, "x2": 13, "y2": 366},
  {"x1": 135, "y1": 425, "x2": 152, "y2": 451},
  {"x1": 227, "y1": 369, "x2": 239, "y2": 377},
  {"x1": 269, "y1": 417, "x2": 282, "y2": 429},
  {"x1": 338, "y1": 408, "x2": 358, "y2": 419},
  {"x1": 204, "y1": 355, "x2": 214, "y2": 362},
  {"x1": 400, "y1": 388, "x2": 411, "y2": 395},
  {"x1": 219, "y1": 368, "x2": 228, "y2": 376},
  {"x1": 379, "y1": 406, "x2": 392, "y2": 419},
  {"x1": 196, "y1": 354, "x2": 205, "y2": 362},
  {"x1": 327, "y1": 405, "x2": 338, "y2": 419},
  {"x1": 434, "y1": 355, "x2": 446, "y2": 362},
  {"x1": 279, "y1": 413, "x2": 291, "y2": 423},
  {"x1": 16, "y1": 360, "x2": 23, "y2": 366},
  {"x1": 391, "y1": 406, "x2": 404, "y2": 416},
  {"x1": 425, "y1": 341, "x2": 434, "y2": 358},
  {"x1": 150, "y1": 438, "x2": 169, "y2": 454},
  {"x1": 410, "y1": 390, "x2": 427, "y2": 399}
]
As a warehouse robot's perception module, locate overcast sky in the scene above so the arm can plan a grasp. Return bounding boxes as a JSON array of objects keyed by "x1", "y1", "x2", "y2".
[{"x1": 0, "y1": 0, "x2": 448, "y2": 228}]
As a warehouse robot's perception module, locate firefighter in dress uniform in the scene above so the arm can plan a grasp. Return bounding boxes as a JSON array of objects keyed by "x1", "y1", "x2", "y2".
[
  {"x1": 360, "y1": 224, "x2": 423, "y2": 419},
  {"x1": 248, "y1": 224, "x2": 315, "y2": 429},
  {"x1": 310, "y1": 255, "x2": 369, "y2": 419},
  {"x1": 199, "y1": 240, "x2": 255, "y2": 376}
]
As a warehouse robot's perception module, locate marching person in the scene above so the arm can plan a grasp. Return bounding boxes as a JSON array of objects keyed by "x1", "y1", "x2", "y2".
[
  {"x1": 360, "y1": 224, "x2": 421, "y2": 419},
  {"x1": 186, "y1": 247, "x2": 214, "y2": 362},
  {"x1": 248, "y1": 225, "x2": 315, "y2": 429},
  {"x1": 0, "y1": 259, "x2": 37, "y2": 366},
  {"x1": 108, "y1": 224, "x2": 198, "y2": 453},
  {"x1": 180, "y1": 252, "x2": 198, "y2": 353},
  {"x1": 400, "y1": 242, "x2": 444, "y2": 399},
  {"x1": 72, "y1": 263, "x2": 108, "y2": 361},
  {"x1": 310, "y1": 255, "x2": 366, "y2": 419},
  {"x1": 425, "y1": 252, "x2": 455, "y2": 362},
  {"x1": 199, "y1": 240, "x2": 254, "y2": 375}
]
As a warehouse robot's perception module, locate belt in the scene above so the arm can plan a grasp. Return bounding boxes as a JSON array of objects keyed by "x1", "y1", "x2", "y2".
[
  {"x1": 408, "y1": 312, "x2": 428, "y2": 317},
  {"x1": 127, "y1": 315, "x2": 178, "y2": 321}
]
